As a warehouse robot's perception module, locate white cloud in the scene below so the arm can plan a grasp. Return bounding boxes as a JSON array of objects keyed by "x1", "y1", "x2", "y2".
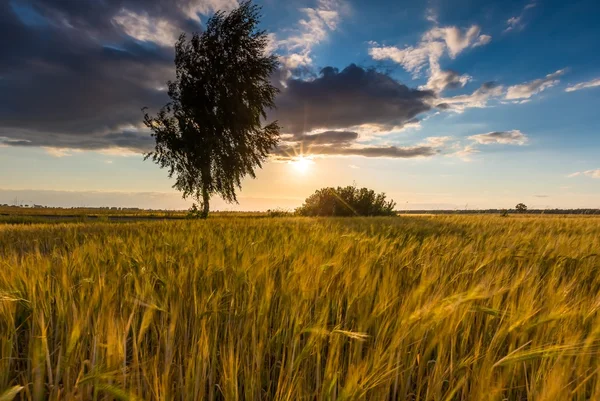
[
  {"x1": 437, "y1": 82, "x2": 505, "y2": 111},
  {"x1": 452, "y1": 144, "x2": 480, "y2": 161},
  {"x1": 277, "y1": 0, "x2": 344, "y2": 69},
  {"x1": 505, "y1": 69, "x2": 565, "y2": 100},
  {"x1": 423, "y1": 67, "x2": 471, "y2": 93},
  {"x1": 424, "y1": 136, "x2": 453, "y2": 147},
  {"x1": 425, "y1": 7, "x2": 438, "y2": 24},
  {"x1": 447, "y1": 130, "x2": 527, "y2": 162},
  {"x1": 474, "y1": 34, "x2": 492, "y2": 47},
  {"x1": 369, "y1": 24, "x2": 491, "y2": 92},
  {"x1": 504, "y1": 2, "x2": 536, "y2": 33},
  {"x1": 423, "y1": 25, "x2": 487, "y2": 58},
  {"x1": 113, "y1": 9, "x2": 180, "y2": 47},
  {"x1": 280, "y1": 53, "x2": 313, "y2": 70},
  {"x1": 369, "y1": 43, "x2": 438, "y2": 77},
  {"x1": 43, "y1": 147, "x2": 81, "y2": 157},
  {"x1": 504, "y1": 16, "x2": 522, "y2": 32},
  {"x1": 96, "y1": 148, "x2": 141, "y2": 157},
  {"x1": 183, "y1": 0, "x2": 238, "y2": 21},
  {"x1": 569, "y1": 169, "x2": 600, "y2": 179},
  {"x1": 565, "y1": 78, "x2": 600, "y2": 92},
  {"x1": 468, "y1": 130, "x2": 528, "y2": 145}
]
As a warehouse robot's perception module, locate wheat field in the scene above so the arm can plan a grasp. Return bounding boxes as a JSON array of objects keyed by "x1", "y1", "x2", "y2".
[{"x1": 1, "y1": 215, "x2": 600, "y2": 400}]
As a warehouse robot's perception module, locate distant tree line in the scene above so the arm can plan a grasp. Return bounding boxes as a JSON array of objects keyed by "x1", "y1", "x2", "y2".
[{"x1": 397, "y1": 209, "x2": 600, "y2": 215}]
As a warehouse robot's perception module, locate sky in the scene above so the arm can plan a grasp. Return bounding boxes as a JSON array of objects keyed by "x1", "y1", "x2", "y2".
[{"x1": 1, "y1": 0, "x2": 599, "y2": 210}]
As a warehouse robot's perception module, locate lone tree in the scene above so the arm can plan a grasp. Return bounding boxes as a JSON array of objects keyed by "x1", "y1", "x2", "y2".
[
  {"x1": 144, "y1": 1, "x2": 280, "y2": 218},
  {"x1": 296, "y1": 186, "x2": 397, "y2": 217},
  {"x1": 515, "y1": 203, "x2": 528, "y2": 213}
]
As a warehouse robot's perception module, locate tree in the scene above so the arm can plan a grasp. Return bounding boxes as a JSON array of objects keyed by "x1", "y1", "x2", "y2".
[
  {"x1": 143, "y1": 1, "x2": 280, "y2": 218},
  {"x1": 515, "y1": 203, "x2": 528, "y2": 213},
  {"x1": 296, "y1": 186, "x2": 397, "y2": 217}
]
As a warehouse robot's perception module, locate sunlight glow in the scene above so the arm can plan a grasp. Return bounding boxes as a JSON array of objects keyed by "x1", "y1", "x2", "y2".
[{"x1": 290, "y1": 155, "x2": 314, "y2": 174}]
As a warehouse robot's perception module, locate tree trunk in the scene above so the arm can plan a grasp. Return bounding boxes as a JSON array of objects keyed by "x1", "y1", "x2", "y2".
[{"x1": 201, "y1": 185, "x2": 210, "y2": 219}]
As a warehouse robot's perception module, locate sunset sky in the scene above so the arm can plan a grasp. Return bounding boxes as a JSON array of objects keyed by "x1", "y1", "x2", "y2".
[{"x1": 1, "y1": 0, "x2": 599, "y2": 210}]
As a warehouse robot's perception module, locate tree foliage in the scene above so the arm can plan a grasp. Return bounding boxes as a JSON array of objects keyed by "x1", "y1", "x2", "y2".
[
  {"x1": 296, "y1": 186, "x2": 397, "y2": 217},
  {"x1": 515, "y1": 203, "x2": 528, "y2": 213},
  {"x1": 143, "y1": 1, "x2": 280, "y2": 218}
]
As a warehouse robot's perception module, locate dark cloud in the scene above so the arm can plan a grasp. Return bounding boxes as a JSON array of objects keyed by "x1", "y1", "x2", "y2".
[
  {"x1": 1, "y1": 3, "x2": 437, "y2": 155},
  {"x1": 319, "y1": 145, "x2": 438, "y2": 158},
  {"x1": 295, "y1": 131, "x2": 359, "y2": 145},
  {"x1": 274, "y1": 143, "x2": 438, "y2": 159},
  {"x1": 0, "y1": 0, "x2": 217, "y2": 152},
  {"x1": 273, "y1": 64, "x2": 435, "y2": 134}
]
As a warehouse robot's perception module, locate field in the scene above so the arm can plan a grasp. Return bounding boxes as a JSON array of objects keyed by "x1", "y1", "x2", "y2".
[{"x1": 1, "y1": 215, "x2": 600, "y2": 400}]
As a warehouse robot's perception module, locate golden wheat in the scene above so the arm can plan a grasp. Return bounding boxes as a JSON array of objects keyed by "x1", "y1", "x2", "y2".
[{"x1": 1, "y1": 215, "x2": 600, "y2": 400}]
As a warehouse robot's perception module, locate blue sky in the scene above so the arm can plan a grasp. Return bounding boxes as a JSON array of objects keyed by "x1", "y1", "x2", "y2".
[{"x1": 0, "y1": 0, "x2": 599, "y2": 210}]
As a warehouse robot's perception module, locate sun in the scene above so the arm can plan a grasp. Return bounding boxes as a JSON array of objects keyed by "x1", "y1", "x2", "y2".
[{"x1": 290, "y1": 155, "x2": 314, "y2": 173}]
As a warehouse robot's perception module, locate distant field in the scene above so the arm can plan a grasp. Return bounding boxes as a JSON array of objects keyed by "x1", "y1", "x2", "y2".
[
  {"x1": 0, "y1": 207, "x2": 273, "y2": 224},
  {"x1": 0, "y1": 206, "x2": 187, "y2": 218},
  {"x1": 1, "y1": 216, "x2": 600, "y2": 400}
]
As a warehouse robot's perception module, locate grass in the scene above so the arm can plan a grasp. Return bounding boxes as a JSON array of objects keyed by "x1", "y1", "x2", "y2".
[{"x1": 1, "y1": 215, "x2": 600, "y2": 400}]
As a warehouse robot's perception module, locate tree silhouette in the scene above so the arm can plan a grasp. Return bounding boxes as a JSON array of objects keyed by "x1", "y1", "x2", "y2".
[
  {"x1": 515, "y1": 203, "x2": 528, "y2": 213},
  {"x1": 143, "y1": 1, "x2": 280, "y2": 218}
]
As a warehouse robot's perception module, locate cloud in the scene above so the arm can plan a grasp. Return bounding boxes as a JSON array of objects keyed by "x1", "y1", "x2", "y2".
[
  {"x1": 447, "y1": 130, "x2": 528, "y2": 162},
  {"x1": 273, "y1": 64, "x2": 435, "y2": 134},
  {"x1": 437, "y1": 81, "x2": 504, "y2": 111},
  {"x1": 276, "y1": 0, "x2": 344, "y2": 70},
  {"x1": 425, "y1": 68, "x2": 471, "y2": 93},
  {"x1": 565, "y1": 78, "x2": 600, "y2": 92},
  {"x1": 295, "y1": 130, "x2": 359, "y2": 145},
  {"x1": 425, "y1": 7, "x2": 438, "y2": 24},
  {"x1": 505, "y1": 16, "x2": 522, "y2": 32},
  {"x1": 423, "y1": 26, "x2": 489, "y2": 58},
  {"x1": 423, "y1": 136, "x2": 453, "y2": 147},
  {"x1": 0, "y1": 0, "x2": 240, "y2": 152},
  {"x1": 112, "y1": 9, "x2": 180, "y2": 47},
  {"x1": 505, "y1": 69, "x2": 565, "y2": 100},
  {"x1": 43, "y1": 147, "x2": 79, "y2": 157},
  {"x1": 369, "y1": 24, "x2": 490, "y2": 92},
  {"x1": 182, "y1": 0, "x2": 238, "y2": 21},
  {"x1": 437, "y1": 70, "x2": 566, "y2": 111},
  {"x1": 452, "y1": 144, "x2": 480, "y2": 161},
  {"x1": 275, "y1": 144, "x2": 438, "y2": 160},
  {"x1": 369, "y1": 43, "x2": 440, "y2": 77},
  {"x1": 271, "y1": 64, "x2": 447, "y2": 160},
  {"x1": 569, "y1": 169, "x2": 600, "y2": 179},
  {"x1": 504, "y1": 2, "x2": 536, "y2": 33},
  {"x1": 468, "y1": 130, "x2": 528, "y2": 145}
]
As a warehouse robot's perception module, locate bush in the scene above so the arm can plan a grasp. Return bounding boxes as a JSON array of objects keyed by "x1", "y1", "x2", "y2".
[
  {"x1": 266, "y1": 208, "x2": 292, "y2": 217},
  {"x1": 296, "y1": 186, "x2": 396, "y2": 217},
  {"x1": 187, "y1": 203, "x2": 203, "y2": 219}
]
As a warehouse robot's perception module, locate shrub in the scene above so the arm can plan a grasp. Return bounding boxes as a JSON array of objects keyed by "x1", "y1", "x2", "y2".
[
  {"x1": 187, "y1": 203, "x2": 203, "y2": 219},
  {"x1": 296, "y1": 186, "x2": 396, "y2": 217},
  {"x1": 266, "y1": 208, "x2": 292, "y2": 217}
]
